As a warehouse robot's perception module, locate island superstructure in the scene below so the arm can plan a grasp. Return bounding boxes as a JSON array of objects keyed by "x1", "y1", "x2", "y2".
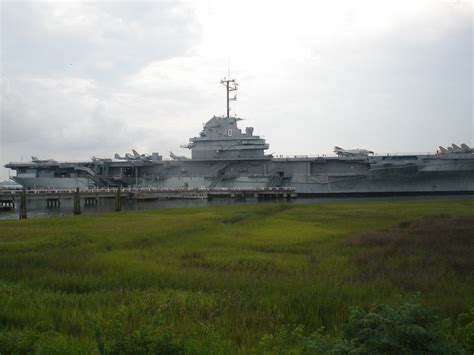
[{"x1": 5, "y1": 79, "x2": 474, "y2": 195}]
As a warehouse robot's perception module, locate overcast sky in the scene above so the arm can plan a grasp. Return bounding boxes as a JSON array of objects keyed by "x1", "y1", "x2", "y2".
[{"x1": 1, "y1": 0, "x2": 472, "y2": 180}]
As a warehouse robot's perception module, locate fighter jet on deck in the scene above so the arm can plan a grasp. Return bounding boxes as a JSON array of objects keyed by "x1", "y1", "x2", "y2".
[
  {"x1": 31, "y1": 156, "x2": 56, "y2": 163},
  {"x1": 114, "y1": 153, "x2": 126, "y2": 160},
  {"x1": 91, "y1": 156, "x2": 111, "y2": 162},
  {"x1": 132, "y1": 150, "x2": 140, "y2": 157},
  {"x1": 461, "y1": 144, "x2": 473, "y2": 153},
  {"x1": 114, "y1": 152, "x2": 138, "y2": 160},
  {"x1": 438, "y1": 143, "x2": 473, "y2": 154},
  {"x1": 451, "y1": 144, "x2": 463, "y2": 153},
  {"x1": 438, "y1": 146, "x2": 449, "y2": 154},
  {"x1": 115, "y1": 150, "x2": 151, "y2": 161},
  {"x1": 334, "y1": 146, "x2": 374, "y2": 157},
  {"x1": 170, "y1": 151, "x2": 189, "y2": 160},
  {"x1": 132, "y1": 149, "x2": 152, "y2": 160}
]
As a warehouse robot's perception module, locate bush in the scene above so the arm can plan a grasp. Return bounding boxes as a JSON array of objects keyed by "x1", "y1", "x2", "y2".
[
  {"x1": 0, "y1": 328, "x2": 40, "y2": 354},
  {"x1": 0, "y1": 329, "x2": 97, "y2": 354},
  {"x1": 455, "y1": 306, "x2": 474, "y2": 353},
  {"x1": 305, "y1": 300, "x2": 464, "y2": 354}
]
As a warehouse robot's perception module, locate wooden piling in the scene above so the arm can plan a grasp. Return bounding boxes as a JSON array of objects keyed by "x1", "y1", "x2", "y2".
[
  {"x1": 115, "y1": 186, "x2": 122, "y2": 212},
  {"x1": 46, "y1": 198, "x2": 60, "y2": 208},
  {"x1": 19, "y1": 188, "x2": 27, "y2": 220},
  {"x1": 73, "y1": 187, "x2": 81, "y2": 215},
  {"x1": 86, "y1": 197, "x2": 97, "y2": 206}
]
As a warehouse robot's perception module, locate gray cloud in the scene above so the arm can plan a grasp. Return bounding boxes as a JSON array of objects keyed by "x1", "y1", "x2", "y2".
[
  {"x1": 1, "y1": 1, "x2": 202, "y2": 178},
  {"x1": 1, "y1": 1, "x2": 201, "y2": 80}
]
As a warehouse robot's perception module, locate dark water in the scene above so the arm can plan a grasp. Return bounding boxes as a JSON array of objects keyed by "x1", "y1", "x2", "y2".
[{"x1": 1, "y1": 195, "x2": 473, "y2": 221}]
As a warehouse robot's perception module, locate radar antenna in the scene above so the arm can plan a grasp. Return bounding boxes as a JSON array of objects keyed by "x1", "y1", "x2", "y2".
[{"x1": 220, "y1": 77, "x2": 238, "y2": 118}]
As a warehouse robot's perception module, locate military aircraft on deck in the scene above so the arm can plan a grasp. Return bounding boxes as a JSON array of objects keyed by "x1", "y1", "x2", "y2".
[
  {"x1": 170, "y1": 151, "x2": 189, "y2": 160},
  {"x1": 461, "y1": 144, "x2": 473, "y2": 153},
  {"x1": 31, "y1": 156, "x2": 56, "y2": 163},
  {"x1": 115, "y1": 150, "x2": 151, "y2": 161},
  {"x1": 91, "y1": 156, "x2": 111, "y2": 162},
  {"x1": 438, "y1": 146, "x2": 449, "y2": 154},
  {"x1": 334, "y1": 146, "x2": 374, "y2": 157},
  {"x1": 438, "y1": 143, "x2": 473, "y2": 154}
]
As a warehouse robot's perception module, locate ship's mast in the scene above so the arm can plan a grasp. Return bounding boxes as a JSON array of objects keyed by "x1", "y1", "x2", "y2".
[{"x1": 220, "y1": 78, "x2": 238, "y2": 118}]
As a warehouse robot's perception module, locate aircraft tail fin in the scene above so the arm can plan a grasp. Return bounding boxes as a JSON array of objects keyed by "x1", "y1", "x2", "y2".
[
  {"x1": 460, "y1": 143, "x2": 473, "y2": 153},
  {"x1": 452, "y1": 144, "x2": 462, "y2": 152}
]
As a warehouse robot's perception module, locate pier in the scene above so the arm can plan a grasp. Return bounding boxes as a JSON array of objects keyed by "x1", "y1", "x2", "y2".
[
  {"x1": 0, "y1": 187, "x2": 296, "y2": 201},
  {"x1": 0, "y1": 187, "x2": 297, "y2": 218}
]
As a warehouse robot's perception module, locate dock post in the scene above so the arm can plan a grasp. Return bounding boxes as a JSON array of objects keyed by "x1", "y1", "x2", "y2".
[
  {"x1": 46, "y1": 198, "x2": 60, "y2": 208},
  {"x1": 19, "y1": 188, "x2": 27, "y2": 220},
  {"x1": 74, "y1": 187, "x2": 81, "y2": 215},
  {"x1": 115, "y1": 186, "x2": 122, "y2": 212},
  {"x1": 85, "y1": 197, "x2": 97, "y2": 206}
]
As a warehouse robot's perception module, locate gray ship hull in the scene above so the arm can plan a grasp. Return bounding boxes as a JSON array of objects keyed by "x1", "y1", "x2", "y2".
[
  {"x1": 12, "y1": 177, "x2": 91, "y2": 190},
  {"x1": 287, "y1": 172, "x2": 474, "y2": 195},
  {"x1": 8, "y1": 155, "x2": 474, "y2": 196}
]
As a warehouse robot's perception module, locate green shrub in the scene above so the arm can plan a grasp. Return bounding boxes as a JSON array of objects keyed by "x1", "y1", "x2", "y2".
[
  {"x1": 0, "y1": 329, "x2": 97, "y2": 354},
  {"x1": 0, "y1": 328, "x2": 40, "y2": 354},
  {"x1": 455, "y1": 306, "x2": 474, "y2": 353},
  {"x1": 305, "y1": 300, "x2": 463, "y2": 354}
]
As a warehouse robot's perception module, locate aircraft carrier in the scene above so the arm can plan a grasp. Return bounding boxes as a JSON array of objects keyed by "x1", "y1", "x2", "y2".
[{"x1": 5, "y1": 79, "x2": 474, "y2": 195}]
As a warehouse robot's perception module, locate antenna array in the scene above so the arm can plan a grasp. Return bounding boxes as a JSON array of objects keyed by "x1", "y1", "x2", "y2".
[{"x1": 220, "y1": 78, "x2": 238, "y2": 118}]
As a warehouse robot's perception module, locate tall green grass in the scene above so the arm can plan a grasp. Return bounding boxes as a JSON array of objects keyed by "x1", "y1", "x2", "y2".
[{"x1": 0, "y1": 199, "x2": 473, "y2": 353}]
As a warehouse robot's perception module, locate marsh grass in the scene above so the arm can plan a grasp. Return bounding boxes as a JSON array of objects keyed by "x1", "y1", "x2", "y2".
[{"x1": 0, "y1": 199, "x2": 473, "y2": 352}]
